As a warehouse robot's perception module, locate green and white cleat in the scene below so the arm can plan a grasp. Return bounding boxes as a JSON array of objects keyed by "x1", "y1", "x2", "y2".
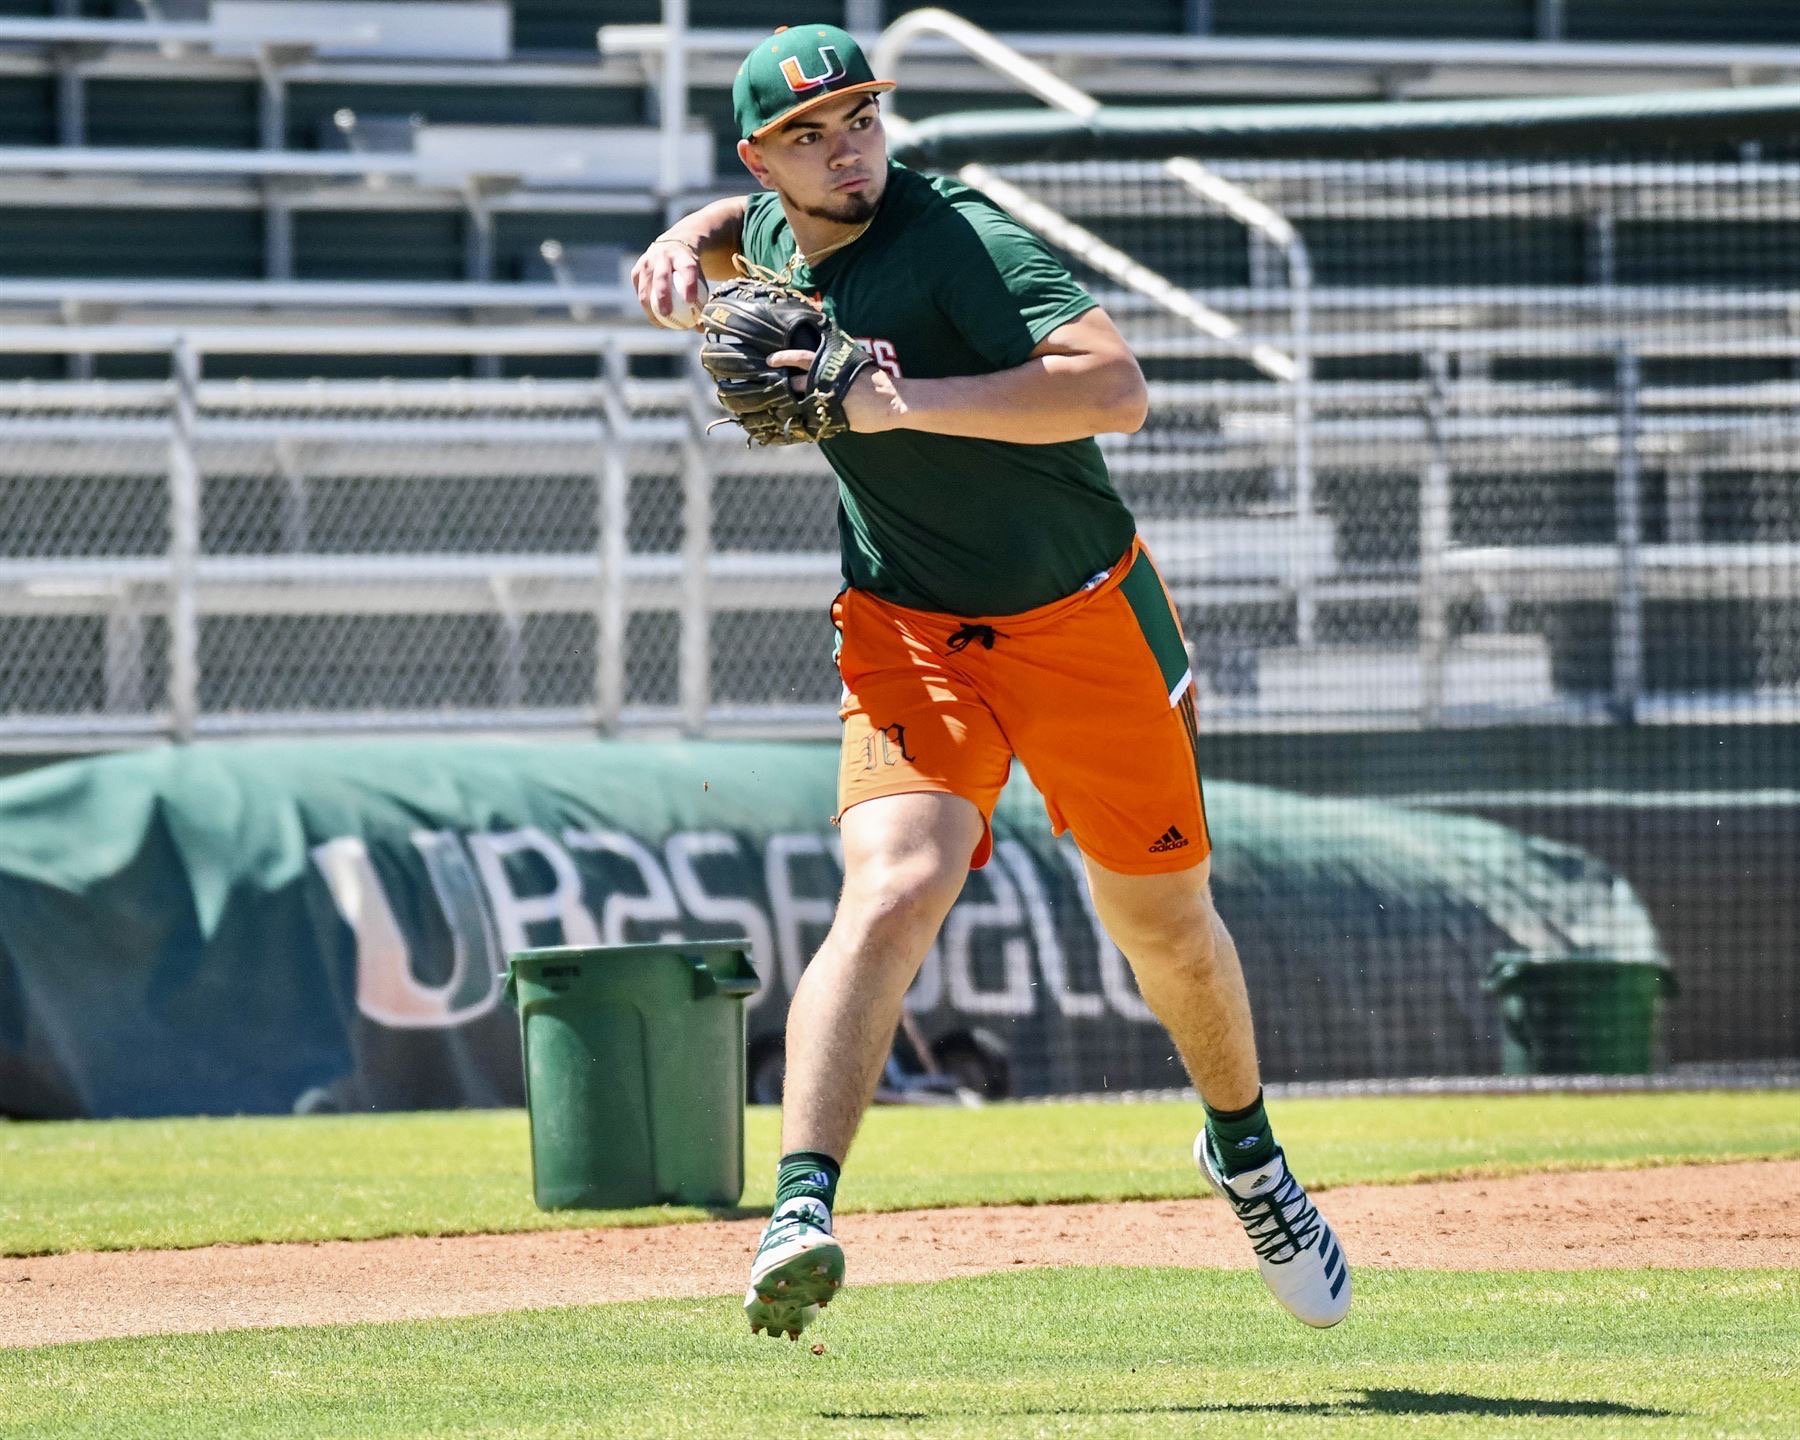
[
  {"x1": 1197, "y1": 1131, "x2": 1351, "y2": 1329},
  {"x1": 744, "y1": 1197, "x2": 845, "y2": 1341}
]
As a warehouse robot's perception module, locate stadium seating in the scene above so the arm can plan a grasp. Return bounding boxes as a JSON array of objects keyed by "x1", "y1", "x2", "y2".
[{"x1": 0, "y1": 4, "x2": 1797, "y2": 739}]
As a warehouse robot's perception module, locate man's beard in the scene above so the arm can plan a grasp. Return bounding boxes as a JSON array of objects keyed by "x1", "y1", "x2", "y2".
[{"x1": 793, "y1": 187, "x2": 879, "y2": 226}]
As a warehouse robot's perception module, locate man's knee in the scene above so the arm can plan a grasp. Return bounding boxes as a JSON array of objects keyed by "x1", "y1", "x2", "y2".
[
  {"x1": 838, "y1": 846, "x2": 967, "y2": 947},
  {"x1": 835, "y1": 792, "x2": 981, "y2": 946},
  {"x1": 1089, "y1": 863, "x2": 1226, "y2": 967}
]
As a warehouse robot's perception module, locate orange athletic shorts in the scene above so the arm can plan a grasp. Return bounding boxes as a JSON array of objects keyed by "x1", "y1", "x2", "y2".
[{"x1": 832, "y1": 537, "x2": 1211, "y2": 875}]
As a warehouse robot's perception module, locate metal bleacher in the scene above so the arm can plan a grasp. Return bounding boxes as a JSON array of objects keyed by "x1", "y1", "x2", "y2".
[
  {"x1": 0, "y1": 2, "x2": 704, "y2": 334},
  {"x1": 3, "y1": 4, "x2": 1800, "y2": 329},
  {"x1": 2, "y1": 5, "x2": 1798, "y2": 743}
]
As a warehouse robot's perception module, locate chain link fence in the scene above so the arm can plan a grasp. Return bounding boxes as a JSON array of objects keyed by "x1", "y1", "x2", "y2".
[
  {"x1": 3, "y1": 159, "x2": 1798, "y2": 742},
  {"x1": 2, "y1": 148, "x2": 1798, "y2": 1087},
  {"x1": 0, "y1": 341, "x2": 847, "y2": 742},
  {"x1": 1017, "y1": 156, "x2": 1800, "y2": 728}
]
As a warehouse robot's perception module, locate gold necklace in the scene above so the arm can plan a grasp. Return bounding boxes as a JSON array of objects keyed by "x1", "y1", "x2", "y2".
[{"x1": 791, "y1": 214, "x2": 874, "y2": 273}]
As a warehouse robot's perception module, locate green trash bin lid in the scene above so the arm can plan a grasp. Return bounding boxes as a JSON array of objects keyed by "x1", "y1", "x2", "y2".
[
  {"x1": 504, "y1": 940, "x2": 760, "y2": 1007},
  {"x1": 1484, "y1": 948, "x2": 1677, "y2": 996}
]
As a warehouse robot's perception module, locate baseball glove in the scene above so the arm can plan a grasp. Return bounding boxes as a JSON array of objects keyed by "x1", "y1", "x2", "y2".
[{"x1": 698, "y1": 277, "x2": 877, "y2": 445}]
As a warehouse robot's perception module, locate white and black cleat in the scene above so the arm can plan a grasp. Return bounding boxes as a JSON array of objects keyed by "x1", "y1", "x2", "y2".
[{"x1": 1197, "y1": 1132, "x2": 1351, "y2": 1328}]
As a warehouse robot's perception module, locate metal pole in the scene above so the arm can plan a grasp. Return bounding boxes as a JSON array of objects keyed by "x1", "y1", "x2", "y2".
[
  {"x1": 274, "y1": 436, "x2": 309, "y2": 552},
  {"x1": 462, "y1": 185, "x2": 495, "y2": 282},
  {"x1": 168, "y1": 339, "x2": 202, "y2": 742},
  {"x1": 59, "y1": 297, "x2": 92, "y2": 382},
  {"x1": 462, "y1": 186, "x2": 501, "y2": 380},
  {"x1": 104, "y1": 608, "x2": 147, "y2": 716},
  {"x1": 678, "y1": 351, "x2": 711, "y2": 736},
  {"x1": 1288, "y1": 242, "x2": 1316, "y2": 650},
  {"x1": 264, "y1": 194, "x2": 294, "y2": 281},
  {"x1": 1418, "y1": 350, "x2": 1452, "y2": 725},
  {"x1": 256, "y1": 56, "x2": 284, "y2": 151},
  {"x1": 1666, "y1": 464, "x2": 1702, "y2": 545},
  {"x1": 658, "y1": 0, "x2": 689, "y2": 228},
  {"x1": 493, "y1": 583, "x2": 526, "y2": 709},
  {"x1": 55, "y1": 52, "x2": 83, "y2": 147},
  {"x1": 54, "y1": 0, "x2": 82, "y2": 144},
  {"x1": 255, "y1": 52, "x2": 296, "y2": 280},
  {"x1": 1612, "y1": 345, "x2": 1644, "y2": 724},
  {"x1": 596, "y1": 339, "x2": 630, "y2": 732},
  {"x1": 1585, "y1": 207, "x2": 1616, "y2": 286}
]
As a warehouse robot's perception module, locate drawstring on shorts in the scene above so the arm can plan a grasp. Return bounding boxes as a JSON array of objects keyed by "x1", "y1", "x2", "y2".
[{"x1": 945, "y1": 623, "x2": 1000, "y2": 654}]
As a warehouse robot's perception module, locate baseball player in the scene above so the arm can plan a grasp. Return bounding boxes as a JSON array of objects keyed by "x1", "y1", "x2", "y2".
[{"x1": 631, "y1": 22, "x2": 1351, "y2": 1341}]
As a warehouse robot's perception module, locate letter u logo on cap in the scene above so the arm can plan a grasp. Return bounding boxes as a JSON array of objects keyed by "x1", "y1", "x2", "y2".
[{"x1": 780, "y1": 46, "x2": 847, "y2": 93}]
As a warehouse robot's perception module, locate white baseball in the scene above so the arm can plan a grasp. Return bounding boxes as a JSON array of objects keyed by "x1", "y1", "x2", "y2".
[{"x1": 651, "y1": 280, "x2": 708, "y2": 331}]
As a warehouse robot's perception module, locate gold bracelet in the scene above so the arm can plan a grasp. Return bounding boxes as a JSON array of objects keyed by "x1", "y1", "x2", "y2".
[{"x1": 653, "y1": 235, "x2": 703, "y2": 261}]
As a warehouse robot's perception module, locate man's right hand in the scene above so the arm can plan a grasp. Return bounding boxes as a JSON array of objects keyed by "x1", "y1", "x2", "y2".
[{"x1": 631, "y1": 237, "x2": 708, "y2": 331}]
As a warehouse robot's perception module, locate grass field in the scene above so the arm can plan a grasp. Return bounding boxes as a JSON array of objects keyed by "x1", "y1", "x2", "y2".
[
  {"x1": 4, "y1": 1269, "x2": 1794, "y2": 1438},
  {"x1": 2, "y1": 1091, "x2": 1797, "y2": 1255},
  {"x1": 4, "y1": 1092, "x2": 1797, "y2": 1438}
]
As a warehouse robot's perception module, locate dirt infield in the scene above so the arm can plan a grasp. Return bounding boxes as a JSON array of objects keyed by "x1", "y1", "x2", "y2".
[{"x1": 3, "y1": 1160, "x2": 1796, "y2": 1349}]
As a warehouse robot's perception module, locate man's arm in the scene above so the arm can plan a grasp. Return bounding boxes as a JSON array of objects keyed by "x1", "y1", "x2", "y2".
[
  {"x1": 779, "y1": 307, "x2": 1148, "y2": 443},
  {"x1": 630, "y1": 196, "x2": 747, "y2": 327}
]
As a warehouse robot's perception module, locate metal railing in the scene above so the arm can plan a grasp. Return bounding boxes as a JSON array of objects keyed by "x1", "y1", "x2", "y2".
[
  {"x1": 596, "y1": 23, "x2": 1800, "y2": 97},
  {"x1": 871, "y1": 8, "x2": 1321, "y2": 638},
  {"x1": 2, "y1": 315, "x2": 1796, "y2": 745}
]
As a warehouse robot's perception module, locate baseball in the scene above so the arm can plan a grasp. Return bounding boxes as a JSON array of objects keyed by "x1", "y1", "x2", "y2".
[{"x1": 651, "y1": 278, "x2": 708, "y2": 331}]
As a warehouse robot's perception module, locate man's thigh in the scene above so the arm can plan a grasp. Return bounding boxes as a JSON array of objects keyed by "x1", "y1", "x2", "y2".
[{"x1": 835, "y1": 791, "x2": 986, "y2": 928}]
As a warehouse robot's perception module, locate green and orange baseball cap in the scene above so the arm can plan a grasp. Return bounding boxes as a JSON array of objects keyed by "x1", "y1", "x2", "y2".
[{"x1": 733, "y1": 23, "x2": 896, "y2": 141}]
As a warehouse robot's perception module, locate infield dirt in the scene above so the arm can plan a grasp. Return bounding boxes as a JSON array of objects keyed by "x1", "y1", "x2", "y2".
[{"x1": 3, "y1": 1159, "x2": 1796, "y2": 1349}]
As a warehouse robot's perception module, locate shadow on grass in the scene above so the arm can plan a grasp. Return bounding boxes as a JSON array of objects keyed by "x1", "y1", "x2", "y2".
[
  {"x1": 820, "y1": 1414, "x2": 931, "y2": 1423},
  {"x1": 1235, "y1": 1390, "x2": 1670, "y2": 1419},
  {"x1": 822, "y1": 1390, "x2": 1671, "y2": 1422}
]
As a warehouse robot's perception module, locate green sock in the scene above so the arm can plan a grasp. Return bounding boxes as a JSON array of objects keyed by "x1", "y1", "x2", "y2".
[
  {"x1": 774, "y1": 1151, "x2": 840, "y2": 1215},
  {"x1": 1204, "y1": 1089, "x2": 1279, "y2": 1176}
]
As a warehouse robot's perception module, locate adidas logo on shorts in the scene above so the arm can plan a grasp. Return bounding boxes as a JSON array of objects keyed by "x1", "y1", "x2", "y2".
[{"x1": 1148, "y1": 825, "x2": 1190, "y2": 853}]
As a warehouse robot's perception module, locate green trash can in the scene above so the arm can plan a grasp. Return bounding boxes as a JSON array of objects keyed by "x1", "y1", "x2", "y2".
[
  {"x1": 503, "y1": 941, "x2": 759, "y2": 1210},
  {"x1": 1483, "y1": 949, "x2": 1677, "y2": 1076}
]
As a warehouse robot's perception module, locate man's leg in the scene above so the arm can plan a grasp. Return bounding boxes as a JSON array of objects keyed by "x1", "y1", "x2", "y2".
[
  {"x1": 784, "y1": 790, "x2": 983, "y2": 1157},
  {"x1": 1083, "y1": 855, "x2": 1352, "y2": 1328},
  {"x1": 1080, "y1": 854, "x2": 1259, "y2": 1112},
  {"x1": 746, "y1": 789, "x2": 983, "y2": 1340}
]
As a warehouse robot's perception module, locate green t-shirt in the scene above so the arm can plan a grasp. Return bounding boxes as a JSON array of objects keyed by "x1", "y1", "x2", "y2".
[{"x1": 740, "y1": 164, "x2": 1137, "y2": 617}]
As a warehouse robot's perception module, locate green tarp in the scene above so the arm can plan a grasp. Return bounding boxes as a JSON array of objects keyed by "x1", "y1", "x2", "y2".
[{"x1": 0, "y1": 739, "x2": 1665, "y2": 1118}]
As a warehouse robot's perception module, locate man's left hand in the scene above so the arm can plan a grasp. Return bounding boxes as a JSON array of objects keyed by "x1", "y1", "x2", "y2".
[{"x1": 768, "y1": 348, "x2": 899, "y2": 434}]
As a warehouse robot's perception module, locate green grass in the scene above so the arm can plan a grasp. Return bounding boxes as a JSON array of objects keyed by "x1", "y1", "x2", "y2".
[
  {"x1": 3, "y1": 1269, "x2": 1795, "y2": 1438},
  {"x1": 3, "y1": 1091, "x2": 1796, "y2": 1256}
]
